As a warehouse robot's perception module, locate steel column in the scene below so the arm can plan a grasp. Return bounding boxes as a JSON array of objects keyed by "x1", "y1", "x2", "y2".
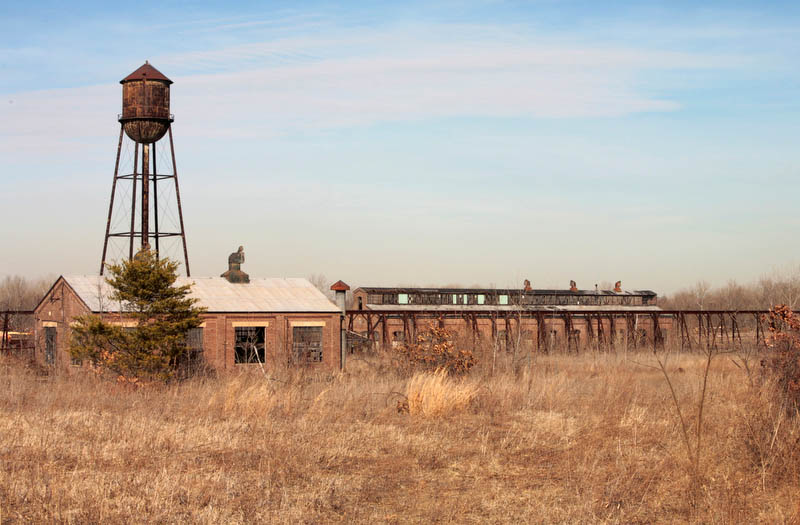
[{"x1": 168, "y1": 127, "x2": 190, "y2": 276}]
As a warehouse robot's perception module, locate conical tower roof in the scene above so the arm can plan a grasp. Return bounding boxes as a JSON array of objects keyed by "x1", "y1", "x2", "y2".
[{"x1": 120, "y1": 61, "x2": 172, "y2": 84}]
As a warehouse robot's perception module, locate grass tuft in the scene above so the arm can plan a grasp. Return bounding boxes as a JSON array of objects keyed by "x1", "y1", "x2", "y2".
[{"x1": 405, "y1": 368, "x2": 479, "y2": 417}]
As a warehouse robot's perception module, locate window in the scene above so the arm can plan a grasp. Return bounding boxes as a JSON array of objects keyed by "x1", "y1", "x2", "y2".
[
  {"x1": 477, "y1": 294, "x2": 485, "y2": 305},
  {"x1": 235, "y1": 326, "x2": 265, "y2": 364},
  {"x1": 499, "y1": 295, "x2": 509, "y2": 305},
  {"x1": 463, "y1": 295, "x2": 468, "y2": 305},
  {"x1": 398, "y1": 293, "x2": 409, "y2": 304},
  {"x1": 187, "y1": 327, "x2": 204, "y2": 352},
  {"x1": 452, "y1": 294, "x2": 458, "y2": 305},
  {"x1": 292, "y1": 326, "x2": 323, "y2": 363},
  {"x1": 44, "y1": 326, "x2": 56, "y2": 365}
]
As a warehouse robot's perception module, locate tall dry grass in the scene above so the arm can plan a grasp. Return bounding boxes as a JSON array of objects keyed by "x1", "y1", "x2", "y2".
[
  {"x1": 1, "y1": 346, "x2": 799, "y2": 523},
  {"x1": 405, "y1": 369, "x2": 479, "y2": 417}
]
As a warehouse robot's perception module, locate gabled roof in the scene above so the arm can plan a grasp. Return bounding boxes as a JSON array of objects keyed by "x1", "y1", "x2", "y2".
[
  {"x1": 61, "y1": 275, "x2": 340, "y2": 313},
  {"x1": 121, "y1": 62, "x2": 172, "y2": 84},
  {"x1": 330, "y1": 280, "x2": 351, "y2": 291}
]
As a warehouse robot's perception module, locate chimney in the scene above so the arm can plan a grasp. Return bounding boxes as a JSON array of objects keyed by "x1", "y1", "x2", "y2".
[
  {"x1": 330, "y1": 280, "x2": 351, "y2": 372},
  {"x1": 330, "y1": 280, "x2": 350, "y2": 311},
  {"x1": 523, "y1": 279, "x2": 532, "y2": 292},
  {"x1": 569, "y1": 280, "x2": 578, "y2": 292},
  {"x1": 614, "y1": 281, "x2": 622, "y2": 293}
]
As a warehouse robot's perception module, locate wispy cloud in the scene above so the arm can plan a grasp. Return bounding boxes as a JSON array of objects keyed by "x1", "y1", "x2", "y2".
[{"x1": 2, "y1": 23, "x2": 724, "y2": 154}]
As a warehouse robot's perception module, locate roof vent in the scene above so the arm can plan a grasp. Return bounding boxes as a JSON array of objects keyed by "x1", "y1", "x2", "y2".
[{"x1": 221, "y1": 246, "x2": 250, "y2": 283}]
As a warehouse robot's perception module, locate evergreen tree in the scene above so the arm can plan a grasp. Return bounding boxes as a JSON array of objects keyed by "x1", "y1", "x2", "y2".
[{"x1": 70, "y1": 250, "x2": 206, "y2": 381}]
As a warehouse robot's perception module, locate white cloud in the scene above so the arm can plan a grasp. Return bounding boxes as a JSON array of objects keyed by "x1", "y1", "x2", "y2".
[{"x1": 1, "y1": 29, "x2": 706, "y2": 157}]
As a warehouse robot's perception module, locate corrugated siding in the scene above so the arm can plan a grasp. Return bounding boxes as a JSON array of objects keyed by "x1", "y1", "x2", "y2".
[{"x1": 63, "y1": 275, "x2": 341, "y2": 313}]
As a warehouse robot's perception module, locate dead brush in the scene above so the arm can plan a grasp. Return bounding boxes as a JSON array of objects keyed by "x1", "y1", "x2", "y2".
[
  {"x1": 404, "y1": 368, "x2": 479, "y2": 417},
  {"x1": 737, "y1": 380, "x2": 800, "y2": 491},
  {"x1": 764, "y1": 305, "x2": 800, "y2": 411},
  {"x1": 394, "y1": 326, "x2": 476, "y2": 376}
]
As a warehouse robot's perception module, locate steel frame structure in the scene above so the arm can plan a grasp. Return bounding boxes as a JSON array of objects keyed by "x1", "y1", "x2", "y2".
[
  {"x1": 100, "y1": 124, "x2": 190, "y2": 275},
  {"x1": 4, "y1": 309, "x2": 773, "y2": 361},
  {"x1": 345, "y1": 309, "x2": 770, "y2": 352}
]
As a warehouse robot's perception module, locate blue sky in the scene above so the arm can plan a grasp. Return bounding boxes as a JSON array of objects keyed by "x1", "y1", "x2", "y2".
[{"x1": 1, "y1": 1, "x2": 799, "y2": 293}]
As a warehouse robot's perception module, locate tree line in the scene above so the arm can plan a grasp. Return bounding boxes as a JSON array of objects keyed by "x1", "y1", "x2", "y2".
[{"x1": 661, "y1": 266, "x2": 800, "y2": 311}]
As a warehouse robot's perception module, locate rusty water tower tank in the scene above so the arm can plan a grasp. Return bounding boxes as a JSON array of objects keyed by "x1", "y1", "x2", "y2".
[{"x1": 119, "y1": 61, "x2": 173, "y2": 143}]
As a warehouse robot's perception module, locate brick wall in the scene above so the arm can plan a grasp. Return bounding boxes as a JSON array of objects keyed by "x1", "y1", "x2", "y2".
[{"x1": 34, "y1": 277, "x2": 343, "y2": 372}]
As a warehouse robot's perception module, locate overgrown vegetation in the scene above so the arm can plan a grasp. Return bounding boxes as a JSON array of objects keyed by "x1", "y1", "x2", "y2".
[
  {"x1": 764, "y1": 304, "x2": 800, "y2": 411},
  {"x1": 394, "y1": 326, "x2": 476, "y2": 375},
  {"x1": 1, "y1": 346, "x2": 799, "y2": 522},
  {"x1": 402, "y1": 368, "x2": 479, "y2": 417},
  {"x1": 69, "y1": 251, "x2": 205, "y2": 382}
]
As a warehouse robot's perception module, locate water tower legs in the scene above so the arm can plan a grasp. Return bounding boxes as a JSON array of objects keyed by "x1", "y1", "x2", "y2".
[
  {"x1": 129, "y1": 142, "x2": 138, "y2": 260},
  {"x1": 168, "y1": 127, "x2": 191, "y2": 277},
  {"x1": 141, "y1": 143, "x2": 150, "y2": 249},
  {"x1": 99, "y1": 125, "x2": 124, "y2": 275},
  {"x1": 100, "y1": 124, "x2": 191, "y2": 276}
]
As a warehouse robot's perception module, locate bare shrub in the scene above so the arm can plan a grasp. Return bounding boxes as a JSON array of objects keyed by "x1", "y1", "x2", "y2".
[
  {"x1": 394, "y1": 326, "x2": 476, "y2": 376},
  {"x1": 737, "y1": 382, "x2": 800, "y2": 491},
  {"x1": 764, "y1": 305, "x2": 800, "y2": 411}
]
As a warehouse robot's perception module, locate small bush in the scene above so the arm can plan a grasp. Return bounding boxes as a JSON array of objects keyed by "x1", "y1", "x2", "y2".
[
  {"x1": 764, "y1": 305, "x2": 800, "y2": 411},
  {"x1": 394, "y1": 326, "x2": 476, "y2": 375},
  {"x1": 405, "y1": 368, "x2": 479, "y2": 417}
]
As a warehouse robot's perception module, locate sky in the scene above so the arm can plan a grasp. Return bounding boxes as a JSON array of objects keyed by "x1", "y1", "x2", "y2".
[{"x1": 1, "y1": 1, "x2": 799, "y2": 294}]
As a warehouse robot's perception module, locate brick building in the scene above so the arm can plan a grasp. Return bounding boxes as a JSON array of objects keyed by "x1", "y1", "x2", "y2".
[{"x1": 34, "y1": 275, "x2": 344, "y2": 371}]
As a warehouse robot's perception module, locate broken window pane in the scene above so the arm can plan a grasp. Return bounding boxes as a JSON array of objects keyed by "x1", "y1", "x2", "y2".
[
  {"x1": 235, "y1": 326, "x2": 266, "y2": 364},
  {"x1": 292, "y1": 326, "x2": 323, "y2": 363}
]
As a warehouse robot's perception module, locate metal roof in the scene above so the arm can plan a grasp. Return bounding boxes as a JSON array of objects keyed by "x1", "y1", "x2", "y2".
[
  {"x1": 354, "y1": 287, "x2": 657, "y2": 297},
  {"x1": 360, "y1": 304, "x2": 663, "y2": 313},
  {"x1": 120, "y1": 62, "x2": 172, "y2": 84},
  {"x1": 62, "y1": 275, "x2": 341, "y2": 314}
]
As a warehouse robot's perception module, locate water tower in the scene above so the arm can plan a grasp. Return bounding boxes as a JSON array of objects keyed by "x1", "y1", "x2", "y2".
[{"x1": 100, "y1": 62, "x2": 191, "y2": 275}]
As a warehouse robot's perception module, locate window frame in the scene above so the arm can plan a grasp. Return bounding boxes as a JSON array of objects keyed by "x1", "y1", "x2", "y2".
[
  {"x1": 292, "y1": 325, "x2": 324, "y2": 363},
  {"x1": 44, "y1": 325, "x2": 56, "y2": 365},
  {"x1": 234, "y1": 325, "x2": 267, "y2": 364}
]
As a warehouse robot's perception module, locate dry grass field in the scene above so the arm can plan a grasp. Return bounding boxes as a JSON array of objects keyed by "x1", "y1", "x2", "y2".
[{"x1": 1, "y1": 348, "x2": 799, "y2": 524}]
